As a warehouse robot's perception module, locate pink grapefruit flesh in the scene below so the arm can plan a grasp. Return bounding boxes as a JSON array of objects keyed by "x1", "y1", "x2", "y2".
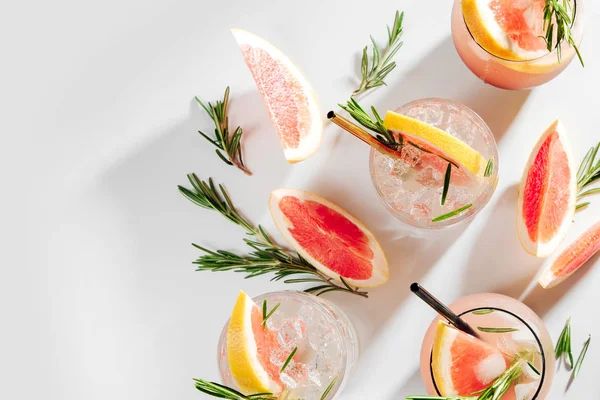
[
  {"x1": 490, "y1": 0, "x2": 547, "y2": 52},
  {"x1": 517, "y1": 119, "x2": 576, "y2": 257},
  {"x1": 432, "y1": 321, "x2": 507, "y2": 396},
  {"x1": 269, "y1": 189, "x2": 388, "y2": 288},
  {"x1": 231, "y1": 29, "x2": 322, "y2": 163},
  {"x1": 539, "y1": 221, "x2": 600, "y2": 288}
]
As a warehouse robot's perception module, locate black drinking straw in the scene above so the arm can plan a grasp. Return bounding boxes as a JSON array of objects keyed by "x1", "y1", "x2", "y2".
[{"x1": 410, "y1": 282, "x2": 480, "y2": 338}]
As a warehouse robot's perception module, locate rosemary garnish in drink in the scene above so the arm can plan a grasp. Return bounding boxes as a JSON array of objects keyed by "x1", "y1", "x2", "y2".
[
  {"x1": 483, "y1": 158, "x2": 493, "y2": 178},
  {"x1": 178, "y1": 174, "x2": 368, "y2": 298},
  {"x1": 195, "y1": 87, "x2": 252, "y2": 175},
  {"x1": 262, "y1": 300, "x2": 281, "y2": 327},
  {"x1": 194, "y1": 379, "x2": 277, "y2": 399},
  {"x1": 353, "y1": 11, "x2": 404, "y2": 97},
  {"x1": 573, "y1": 335, "x2": 591, "y2": 378},
  {"x1": 527, "y1": 361, "x2": 541, "y2": 376},
  {"x1": 576, "y1": 141, "x2": 600, "y2": 210},
  {"x1": 320, "y1": 377, "x2": 338, "y2": 400},
  {"x1": 441, "y1": 163, "x2": 452, "y2": 206},
  {"x1": 477, "y1": 326, "x2": 519, "y2": 333},
  {"x1": 280, "y1": 347, "x2": 298, "y2": 373},
  {"x1": 540, "y1": 0, "x2": 583, "y2": 66},
  {"x1": 472, "y1": 309, "x2": 495, "y2": 315},
  {"x1": 555, "y1": 317, "x2": 574, "y2": 367},
  {"x1": 432, "y1": 203, "x2": 473, "y2": 222}
]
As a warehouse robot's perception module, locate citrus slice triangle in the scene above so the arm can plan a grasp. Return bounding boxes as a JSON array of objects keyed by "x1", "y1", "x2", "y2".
[
  {"x1": 383, "y1": 110, "x2": 488, "y2": 178},
  {"x1": 231, "y1": 28, "x2": 323, "y2": 163},
  {"x1": 432, "y1": 321, "x2": 508, "y2": 396},
  {"x1": 227, "y1": 291, "x2": 283, "y2": 395},
  {"x1": 539, "y1": 221, "x2": 600, "y2": 288},
  {"x1": 269, "y1": 189, "x2": 389, "y2": 288},
  {"x1": 462, "y1": 0, "x2": 548, "y2": 61},
  {"x1": 517, "y1": 119, "x2": 577, "y2": 258}
]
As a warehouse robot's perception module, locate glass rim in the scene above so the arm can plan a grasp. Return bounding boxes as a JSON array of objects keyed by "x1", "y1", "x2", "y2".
[
  {"x1": 216, "y1": 290, "x2": 351, "y2": 399},
  {"x1": 460, "y1": 0, "x2": 580, "y2": 64},
  {"x1": 369, "y1": 97, "x2": 499, "y2": 230},
  {"x1": 428, "y1": 306, "x2": 547, "y2": 400}
]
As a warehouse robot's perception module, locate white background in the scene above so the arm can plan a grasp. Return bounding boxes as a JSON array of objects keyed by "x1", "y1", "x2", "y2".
[{"x1": 4, "y1": 0, "x2": 600, "y2": 399}]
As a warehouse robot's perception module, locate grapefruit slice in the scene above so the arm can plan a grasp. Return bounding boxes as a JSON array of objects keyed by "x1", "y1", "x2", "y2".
[
  {"x1": 539, "y1": 221, "x2": 600, "y2": 288},
  {"x1": 227, "y1": 291, "x2": 284, "y2": 395},
  {"x1": 383, "y1": 110, "x2": 488, "y2": 178},
  {"x1": 269, "y1": 189, "x2": 388, "y2": 288},
  {"x1": 517, "y1": 119, "x2": 577, "y2": 257},
  {"x1": 432, "y1": 321, "x2": 508, "y2": 396},
  {"x1": 231, "y1": 29, "x2": 323, "y2": 163},
  {"x1": 462, "y1": 0, "x2": 548, "y2": 61}
]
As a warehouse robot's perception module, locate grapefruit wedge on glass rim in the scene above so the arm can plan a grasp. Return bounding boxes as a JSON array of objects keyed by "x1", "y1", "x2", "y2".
[
  {"x1": 232, "y1": 29, "x2": 323, "y2": 163},
  {"x1": 432, "y1": 321, "x2": 508, "y2": 396},
  {"x1": 226, "y1": 290, "x2": 285, "y2": 395},
  {"x1": 539, "y1": 221, "x2": 600, "y2": 288},
  {"x1": 269, "y1": 189, "x2": 388, "y2": 288},
  {"x1": 517, "y1": 119, "x2": 577, "y2": 257}
]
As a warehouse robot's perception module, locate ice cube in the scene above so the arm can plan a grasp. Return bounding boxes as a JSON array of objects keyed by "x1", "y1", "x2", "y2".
[{"x1": 416, "y1": 165, "x2": 443, "y2": 188}]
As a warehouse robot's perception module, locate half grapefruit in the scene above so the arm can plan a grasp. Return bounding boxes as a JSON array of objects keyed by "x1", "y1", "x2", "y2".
[
  {"x1": 232, "y1": 29, "x2": 323, "y2": 163},
  {"x1": 227, "y1": 291, "x2": 284, "y2": 395},
  {"x1": 432, "y1": 321, "x2": 508, "y2": 396},
  {"x1": 269, "y1": 189, "x2": 388, "y2": 288},
  {"x1": 517, "y1": 119, "x2": 577, "y2": 257},
  {"x1": 539, "y1": 221, "x2": 600, "y2": 288}
]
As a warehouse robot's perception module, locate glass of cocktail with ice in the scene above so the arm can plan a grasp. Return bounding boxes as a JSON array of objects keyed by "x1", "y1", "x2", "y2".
[
  {"x1": 217, "y1": 291, "x2": 359, "y2": 400},
  {"x1": 419, "y1": 293, "x2": 555, "y2": 399},
  {"x1": 369, "y1": 98, "x2": 499, "y2": 229}
]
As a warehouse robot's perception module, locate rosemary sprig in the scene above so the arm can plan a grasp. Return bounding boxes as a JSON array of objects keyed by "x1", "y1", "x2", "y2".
[
  {"x1": 540, "y1": 0, "x2": 583, "y2": 66},
  {"x1": 195, "y1": 87, "x2": 252, "y2": 175},
  {"x1": 353, "y1": 11, "x2": 405, "y2": 97},
  {"x1": 472, "y1": 309, "x2": 495, "y2": 315},
  {"x1": 477, "y1": 327, "x2": 519, "y2": 333},
  {"x1": 483, "y1": 158, "x2": 493, "y2": 178},
  {"x1": 572, "y1": 335, "x2": 591, "y2": 378},
  {"x1": 555, "y1": 317, "x2": 574, "y2": 368},
  {"x1": 280, "y1": 347, "x2": 298, "y2": 373},
  {"x1": 320, "y1": 377, "x2": 338, "y2": 400},
  {"x1": 576, "y1": 141, "x2": 600, "y2": 209},
  {"x1": 178, "y1": 174, "x2": 368, "y2": 298},
  {"x1": 527, "y1": 361, "x2": 541, "y2": 376},
  {"x1": 262, "y1": 300, "x2": 281, "y2": 327},
  {"x1": 432, "y1": 204, "x2": 473, "y2": 222},
  {"x1": 193, "y1": 379, "x2": 277, "y2": 399},
  {"x1": 441, "y1": 163, "x2": 452, "y2": 206},
  {"x1": 338, "y1": 98, "x2": 396, "y2": 146}
]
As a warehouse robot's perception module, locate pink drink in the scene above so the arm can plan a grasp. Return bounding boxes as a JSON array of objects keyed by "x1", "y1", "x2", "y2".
[
  {"x1": 451, "y1": 0, "x2": 584, "y2": 90},
  {"x1": 420, "y1": 293, "x2": 555, "y2": 399}
]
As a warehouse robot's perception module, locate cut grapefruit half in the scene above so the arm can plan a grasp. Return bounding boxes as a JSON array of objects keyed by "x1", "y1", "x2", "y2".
[
  {"x1": 517, "y1": 119, "x2": 577, "y2": 257},
  {"x1": 539, "y1": 221, "x2": 600, "y2": 288},
  {"x1": 462, "y1": 0, "x2": 548, "y2": 61},
  {"x1": 269, "y1": 189, "x2": 388, "y2": 288},
  {"x1": 432, "y1": 321, "x2": 508, "y2": 396},
  {"x1": 383, "y1": 110, "x2": 488, "y2": 179},
  {"x1": 231, "y1": 29, "x2": 323, "y2": 163},
  {"x1": 227, "y1": 291, "x2": 284, "y2": 395}
]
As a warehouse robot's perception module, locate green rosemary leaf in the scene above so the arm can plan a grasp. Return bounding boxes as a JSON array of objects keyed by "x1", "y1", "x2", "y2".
[
  {"x1": 527, "y1": 361, "x2": 541, "y2": 376},
  {"x1": 320, "y1": 377, "x2": 338, "y2": 400},
  {"x1": 576, "y1": 147, "x2": 594, "y2": 182},
  {"x1": 262, "y1": 302, "x2": 281, "y2": 327},
  {"x1": 432, "y1": 204, "x2": 473, "y2": 222},
  {"x1": 472, "y1": 309, "x2": 495, "y2": 315},
  {"x1": 572, "y1": 335, "x2": 591, "y2": 378},
  {"x1": 578, "y1": 187, "x2": 600, "y2": 199},
  {"x1": 280, "y1": 347, "x2": 298, "y2": 373},
  {"x1": 576, "y1": 202, "x2": 590, "y2": 211},
  {"x1": 193, "y1": 378, "x2": 277, "y2": 399},
  {"x1": 540, "y1": 0, "x2": 583, "y2": 66},
  {"x1": 484, "y1": 158, "x2": 494, "y2": 178},
  {"x1": 441, "y1": 163, "x2": 452, "y2": 206},
  {"x1": 477, "y1": 327, "x2": 520, "y2": 333},
  {"x1": 556, "y1": 317, "x2": 574, "y2": 368}
]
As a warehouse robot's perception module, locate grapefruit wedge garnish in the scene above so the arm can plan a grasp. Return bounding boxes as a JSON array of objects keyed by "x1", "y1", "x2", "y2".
[
  {"x1": 517, "y1": 119, "x2": 577, "y2": 257},
  {"x1": 539, "y1": 221, "x2": 600, "y2": 288},
  {"x1": 432, "y1": 321, "x2": 508, "y2": 396},
  {"x1": 462, "y1": 0, "x2": 548, "y2": 61},
  {"x1": 232, "y1": 29, "x2": 323, "y2": 163},
  {"x1": 227, "y1": 291, "x2": 284, "y2": 395},
  {"x1": 269, "y1": 189, "x2": 389, "y2": 288},
  {"x1": 383, "y1": 110, "x2": 488, "y2": 180}
]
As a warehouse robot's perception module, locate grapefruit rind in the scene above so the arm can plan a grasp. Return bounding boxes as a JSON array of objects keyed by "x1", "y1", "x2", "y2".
[
  {"x1": 383, "y1": 110, "x2": 487, "y2": 177},
  {"x1": 231, "y1": 28, "x2": 323, "y2": 163},
  {"x1": 539, "y1": 221, "x2": 600, "y2": 288},
  {"x1": 516, "y1": 119, "x2": 577, "y2": 258},
  {"x1": 268, "y1": 189, "x2": 389, "y2": 288},
  {"x1": 227, "y1": 291, "x2": 282, "y2": 395}
]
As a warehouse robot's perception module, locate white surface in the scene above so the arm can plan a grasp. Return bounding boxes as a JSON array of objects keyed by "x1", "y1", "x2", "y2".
[{"x1": 5, "y1": 0, "x2": 600, "y2": 399}]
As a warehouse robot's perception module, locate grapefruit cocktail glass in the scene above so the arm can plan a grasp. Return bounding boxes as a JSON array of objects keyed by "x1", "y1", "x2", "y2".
[
  {"x1": 217, "y1": 291, "x2": 359, "y2": 400},
  {"x1": 420, "y1": 293, "x2": 555, "y2": 399},
  {"x1": 451, "y1": 0, "x2": 584, "y2": 90},
  {"x1": 369, "y1": 98, "x2": 499, "y2": 229}
]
